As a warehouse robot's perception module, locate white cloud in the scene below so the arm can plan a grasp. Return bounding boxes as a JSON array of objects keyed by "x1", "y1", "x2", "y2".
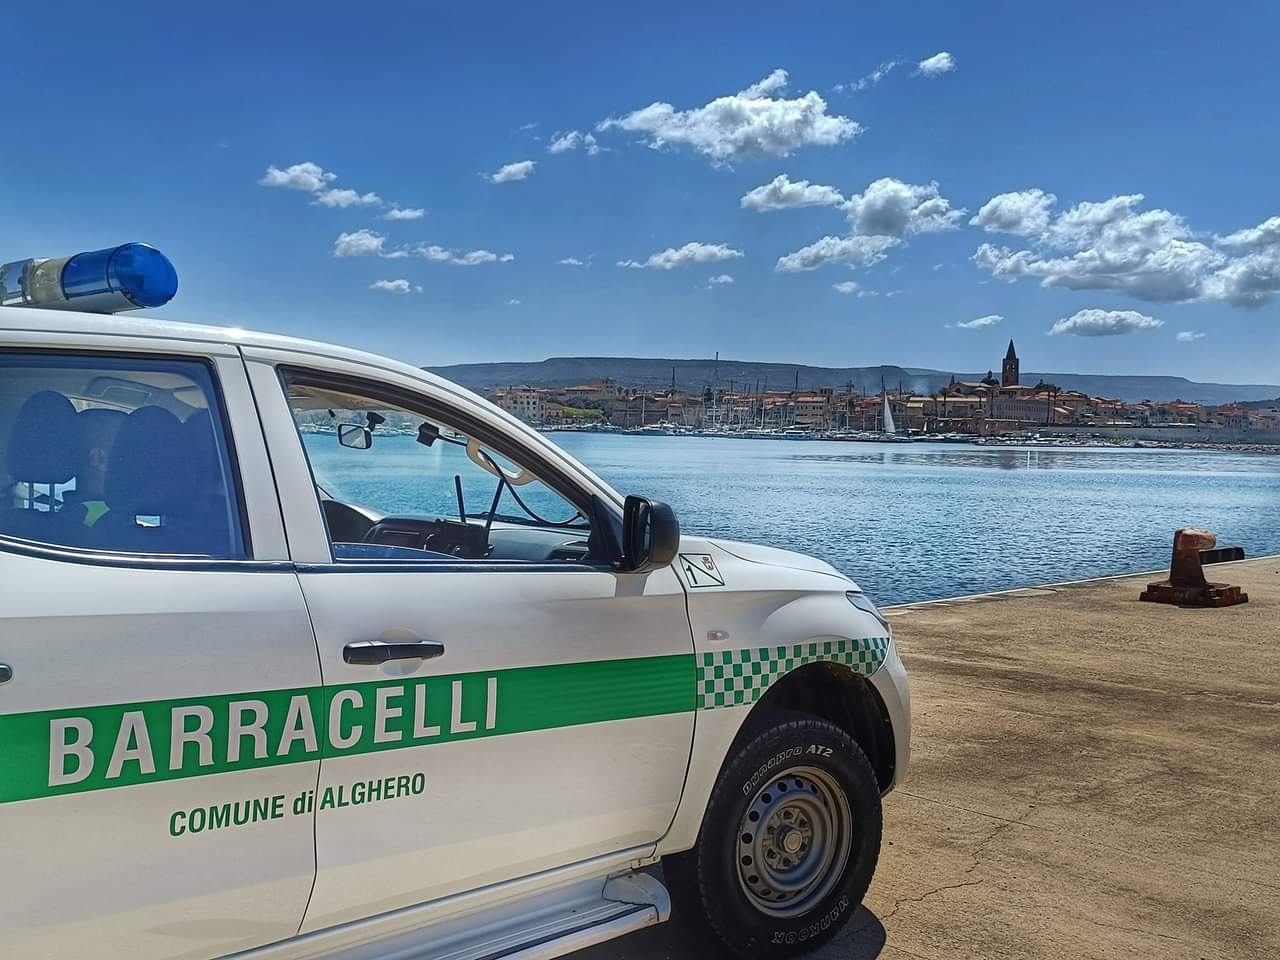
[
  {"x1": 844, "y1": 178, "x2": 965, "y2": 237},
  {"x1": 370, "y1": 279, "x2": 421, "y2": 294},
  {"x1": 1047, "y1": 308, "x2": 1164, "y2": 337},
  {"x1": 914, "y1": 52, "x2": 956, "y2": 78},
  {"x1": 618, "y1": 241, "x2": 744, "y2": 270},
  {"x1": 417, "y1": 245, "x2": 452, "y2": 262},
  {"x1": 597, "y1": 69, "x2": 861, "y2": 164},
  {"x1": 557, "y1": 257, "x2": 585, "y2": 266},
  {"x1": 314, "y1": 188, "x2": 382, "y2": 208},
  {"x1": 548, "y1": 131, "x2": 578, "y2": 154},
  {"x1": 952, "y1": 314, "x2": 1003, "y2": 329},
  {"x1": 972, "y1": 194, "x2": 1280, "y2": 307},
  {"x1": 414, "y1": 244, "x2": 514, "y2": 266},
  {"x1": 970, "y1": 189, "x2": 1057, "y2": 236},
  {"x1": 333, "y1": 229, "x2": 387, "y2": 257},
  {"x1": 837, "y1": 60, "x2": 901, "y2": 93},
  {"x1": 383, "y1": 207, "x2": 426, "y2": 221},
  {"x1": 832, "y1": 281, "x2": 860, "y2": 294},
  {"x1": 1200, "y1": 244, "x2": 1280, "y2": 306},
  {"x1": 261, "y1": 161, "x2": 392, "y2": 217},
  {"x1": 490, "y1": 160, "x2": 536, "y2": 183},
  {"x1": 738, "y1": 68, "x2": 790, "y2": 98},
  {"x1": 548, "y1": 131, "x2": 600, "y2": 155},
  {"x1": 1218, "y1": 215, "x2": 1280, "y2": 251},
  {"x1": 455, "y1": 249, "x2": 515, "y2": 266},
  {"x1": 741, "y1": 174, "x2": 845, "y2": 211},
  {"x1": 1176, "y1": 330, "x2": 1205, "y2": 342},
  {"x1": 772, "y1": 177, "x2": 961, "y2": 275},
  {"x1": 967, "y1": 189, "x2": 1280, "y2": 304},
  {"x1": 775, "y1": 234, "x2": 900, "y2": 272},
  {"x1": 707, "y1": 274, "x2": 735, "y2": 286},
  {"x1": 1045, "y1": 194, "x2": 1150, "y2": 246},
  {"x1": 507, "y1": 298, "x2": 522, "y2": 306},
  {"x1": 260, "y1": 161, "x2": 336, "y2": 192}
]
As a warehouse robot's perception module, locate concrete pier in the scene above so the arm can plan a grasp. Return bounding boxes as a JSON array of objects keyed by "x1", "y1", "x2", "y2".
[{"x1": 574, "y1": 557, "x2": 1279, "y2": 960}]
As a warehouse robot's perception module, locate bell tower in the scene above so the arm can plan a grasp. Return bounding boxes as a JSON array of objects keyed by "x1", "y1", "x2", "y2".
[{"x1": 1002, "y1": 340, "x2": 1019, "y2": 387}]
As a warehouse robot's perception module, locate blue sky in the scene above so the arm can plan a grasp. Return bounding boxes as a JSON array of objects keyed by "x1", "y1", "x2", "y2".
[{"x1": 4, "y1": 1, "x2": 1278, "y2": 383}]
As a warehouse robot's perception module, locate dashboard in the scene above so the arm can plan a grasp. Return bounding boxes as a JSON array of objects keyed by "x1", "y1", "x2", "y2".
[{"x1": 322, "y1": 500, "x2": 592, "y2": 564}]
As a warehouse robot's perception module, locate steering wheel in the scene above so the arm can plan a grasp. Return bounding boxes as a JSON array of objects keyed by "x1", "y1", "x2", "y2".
[{"x1": 467, "y1": 438, "x2": 537, "y2": 486}]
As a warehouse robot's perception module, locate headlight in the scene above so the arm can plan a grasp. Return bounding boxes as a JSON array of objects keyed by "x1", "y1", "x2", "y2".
[{"x1": 846, "y1": 591, "x2": 890, "y2": 631}]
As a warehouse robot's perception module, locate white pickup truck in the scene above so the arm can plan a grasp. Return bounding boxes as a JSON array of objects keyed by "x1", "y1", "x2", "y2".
[{"x1": 0, "y1": 245, "x2": 910, "y2": 960}]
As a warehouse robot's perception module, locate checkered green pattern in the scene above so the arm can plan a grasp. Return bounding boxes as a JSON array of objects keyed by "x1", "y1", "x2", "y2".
[{"x1": 696, "y1": 637, "x2": 892, "y2": 710}]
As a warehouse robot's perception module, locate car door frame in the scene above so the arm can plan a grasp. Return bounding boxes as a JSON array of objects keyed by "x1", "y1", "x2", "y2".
[
  {"x1": 240, "y1": 345, "x2": 700, "y2": 931},
  {"x1": 0, "y1": 326, "x2": 324, "y2": 960}
]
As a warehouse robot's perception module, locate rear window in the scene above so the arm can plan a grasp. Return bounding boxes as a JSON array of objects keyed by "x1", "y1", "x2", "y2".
[{"x1": 0, "y1": 352, "x2": 246, "y2": 558}]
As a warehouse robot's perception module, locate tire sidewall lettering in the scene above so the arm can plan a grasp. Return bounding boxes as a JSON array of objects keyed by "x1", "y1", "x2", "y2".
[
  {"x1": 769, "y1": 894, "x2": 850, "y2": 944},
  {"x1": 741, "y1": 746, "x2": 805, "y2": 797}
]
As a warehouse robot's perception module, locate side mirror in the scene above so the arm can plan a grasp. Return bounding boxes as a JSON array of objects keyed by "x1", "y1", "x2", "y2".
[
  {"x1": 417, "y1": 422, "x2": 440, "y2": 447},
  {"x1": 338, "y1": 423, "x2": 372, "y2": 450},
  {"x1": 621, "y1": 495, "x2": 679, "y2": 573}
]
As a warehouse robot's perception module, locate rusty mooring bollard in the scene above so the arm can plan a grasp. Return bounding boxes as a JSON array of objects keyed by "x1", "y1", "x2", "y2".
[{"x1": 1139, "y1": 528, "x2": 1249, "y2": 607}]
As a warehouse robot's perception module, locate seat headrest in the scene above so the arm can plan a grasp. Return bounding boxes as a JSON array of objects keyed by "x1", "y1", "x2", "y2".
[
  {"x1": 77, "y1": 407, "x2": 128, "y2": 465},
  {"x1": 182, "y1": 409, "x2": 219, "y2": 478},
  {"x1": 5, "y1": 391, "x2": 82, "y2": 484},
  {"x1": 104, "y1": 406, "x2": 195, "y2": 515},
  {"x1": 79, "y1": 406, "x2": 128, "y2": 439}
]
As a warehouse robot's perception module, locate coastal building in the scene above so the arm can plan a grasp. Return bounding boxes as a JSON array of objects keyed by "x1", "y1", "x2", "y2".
[
  {"x1": 793, "y1": 392, "x2": 833, "y2": 428},
  {"x1": 493, "y1": 387, "x2": 546, "y2": 424},
  {"x1": 562, "y1": 378, "x2": 622, "y2": 404},
  {"x1": 1002, "y1": 340, "x2": 1020, "y2": 387}
]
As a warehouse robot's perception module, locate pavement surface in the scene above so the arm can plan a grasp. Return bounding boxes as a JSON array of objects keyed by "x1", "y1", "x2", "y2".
[{"x1": 572, "y1": 557, "x2": 1280, "y2": 960}]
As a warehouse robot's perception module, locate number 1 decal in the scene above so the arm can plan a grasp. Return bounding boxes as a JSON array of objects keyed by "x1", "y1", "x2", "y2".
[{"x1": 679, "y1": 554, "x2": 725, "y2": 588}]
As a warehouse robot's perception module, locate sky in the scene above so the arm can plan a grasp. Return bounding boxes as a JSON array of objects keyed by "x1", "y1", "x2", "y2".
[{"x1": 3, "y1": 1, "x2": 1279, "y2": 384}]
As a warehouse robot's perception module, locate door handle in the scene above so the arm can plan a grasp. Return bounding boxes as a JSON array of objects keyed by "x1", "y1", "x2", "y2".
[
  {"x1": 343, "y1": 640, "x2": 445, "y2": 666},
  {"x1": 0, "y1": 663, "x2": 11, "y2": 684}
]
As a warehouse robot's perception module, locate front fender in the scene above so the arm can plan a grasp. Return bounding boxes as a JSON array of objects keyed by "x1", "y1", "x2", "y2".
[{"x1": 659, "y1": 544, "x2": 902, "y2": 855}]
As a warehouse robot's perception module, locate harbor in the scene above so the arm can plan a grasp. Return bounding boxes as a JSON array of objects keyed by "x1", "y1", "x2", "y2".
[
  {"x1": 480, "y1": 342, "x2": 1280, "y2": 451},
  {"x1": 573, "y1": 556, "x2": 1280, "y2": 960}
]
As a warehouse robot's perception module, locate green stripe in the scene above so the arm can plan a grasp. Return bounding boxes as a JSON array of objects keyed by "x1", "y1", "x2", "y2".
[{"x1": 0, "y1": 654, "x2": 695, "y2": 805}]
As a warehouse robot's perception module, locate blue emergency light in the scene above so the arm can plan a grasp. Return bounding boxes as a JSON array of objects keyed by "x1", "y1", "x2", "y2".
[{"x1": 0, "y1": 243, "x2": 177, "y2": 314}]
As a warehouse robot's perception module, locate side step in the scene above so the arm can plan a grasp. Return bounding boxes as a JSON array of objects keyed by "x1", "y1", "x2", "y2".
[{"x1": 327, "y1": 872, "x2": 669, "y2": 960}]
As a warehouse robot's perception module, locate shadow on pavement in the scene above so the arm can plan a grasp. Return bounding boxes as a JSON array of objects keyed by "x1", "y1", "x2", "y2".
[{"x1": 567, "y1": 907, "x2": 886, "y2": 959}]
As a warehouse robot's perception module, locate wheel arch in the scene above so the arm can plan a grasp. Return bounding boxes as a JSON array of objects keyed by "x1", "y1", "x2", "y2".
[{"x1": 734, "y1": 662, "x2": 898, "y2": 793}]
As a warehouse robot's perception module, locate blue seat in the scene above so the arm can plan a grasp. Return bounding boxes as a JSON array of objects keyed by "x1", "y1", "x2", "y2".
[
  {"x1": 0, "y1": 391, "x2": 86, "y2": 547},
  {"x1": 91, "y1": 406, "x2": 234, "y2": 556}
]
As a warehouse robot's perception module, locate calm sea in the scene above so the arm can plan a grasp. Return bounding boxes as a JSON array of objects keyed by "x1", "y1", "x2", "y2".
[{"x1": 305, "y1": 433, "x2": 1280, "y2": 605}]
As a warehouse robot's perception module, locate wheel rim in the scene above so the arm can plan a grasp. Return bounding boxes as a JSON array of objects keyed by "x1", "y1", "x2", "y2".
[{"x1": 735, "y1": 765, "x2": 853, "y2": 918}]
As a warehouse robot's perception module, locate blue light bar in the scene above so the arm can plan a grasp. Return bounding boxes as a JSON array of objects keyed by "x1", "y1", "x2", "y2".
[{"x1": 0, "y1": 243, "x2": 178, "y2": 314}]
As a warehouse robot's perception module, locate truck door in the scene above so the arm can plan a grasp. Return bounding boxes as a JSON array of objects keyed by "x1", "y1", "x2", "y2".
[
  {"x1": 245, "y1": 355, "x2": 697, "y2": 932},
  {"x1": 0, "y1": 343, "x2": 321, "y2": 960}
]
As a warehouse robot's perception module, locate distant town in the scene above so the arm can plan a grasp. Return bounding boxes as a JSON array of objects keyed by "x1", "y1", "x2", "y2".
[{"x1": 482, "y1": 342, "x2": 1280, "y2": 448}]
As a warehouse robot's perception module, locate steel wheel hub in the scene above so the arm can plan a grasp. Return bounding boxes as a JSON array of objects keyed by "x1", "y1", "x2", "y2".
[{"x1": 735, "y1": 765, "x2": 853, "y2": 918}]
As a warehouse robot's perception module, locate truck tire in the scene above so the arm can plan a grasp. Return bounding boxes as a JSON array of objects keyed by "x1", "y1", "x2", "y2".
[{"x1": 666, "y1": 714, "x2": 882, "y2": 958}]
